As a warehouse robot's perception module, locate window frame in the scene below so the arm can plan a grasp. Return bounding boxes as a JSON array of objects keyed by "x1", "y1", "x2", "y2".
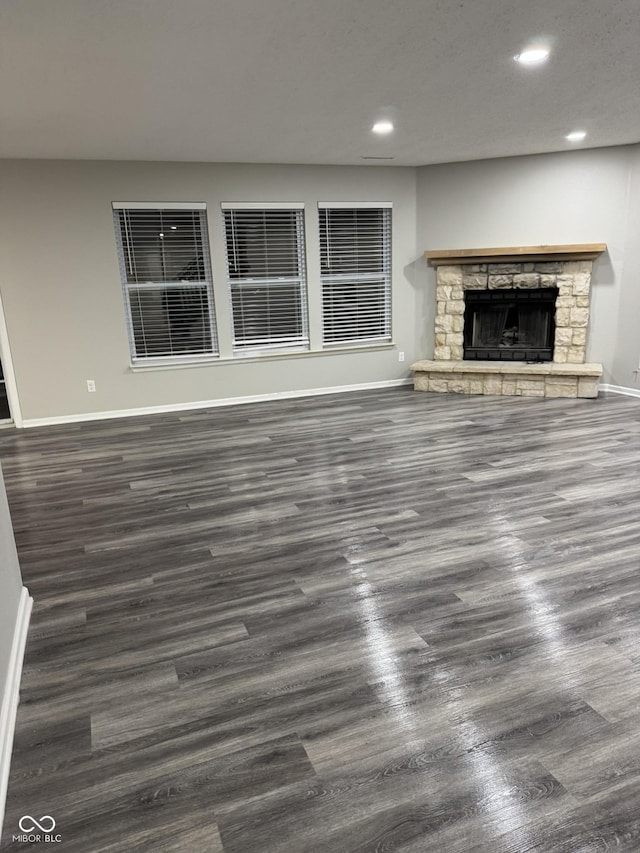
[
  {"x1": 112, "y1": 202, "x2": 218, "y2": 366},
  {"x1": 318, "y1": 202, "x2": 392, "y2": 349},
  {"x1": 221, "y1": 202, "x2": 309, "y2": 357}
]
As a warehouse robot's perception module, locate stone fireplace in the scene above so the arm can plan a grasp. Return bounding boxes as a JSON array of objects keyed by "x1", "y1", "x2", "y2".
[{"x1": 411, "y1": 244, "x2": 606, "y2": 398}]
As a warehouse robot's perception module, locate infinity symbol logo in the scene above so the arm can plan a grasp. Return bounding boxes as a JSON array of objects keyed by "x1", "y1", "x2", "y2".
[{"x1": 19, "y1": 815, "x2": 56, "y2": 833}]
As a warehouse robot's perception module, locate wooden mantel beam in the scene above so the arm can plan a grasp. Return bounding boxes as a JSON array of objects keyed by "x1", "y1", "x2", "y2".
[{"x1": 424, "y1": 243, "x2": 607, "y2": 266}]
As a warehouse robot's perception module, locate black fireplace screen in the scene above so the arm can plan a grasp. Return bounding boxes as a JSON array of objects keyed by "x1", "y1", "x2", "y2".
[{"x1": 463, "y1": 288, "x2": 557, "y2": 362}]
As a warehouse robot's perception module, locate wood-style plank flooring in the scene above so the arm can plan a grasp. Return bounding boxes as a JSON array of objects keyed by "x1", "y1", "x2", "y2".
[{"x1": 3, "y1": 387, "x2": 640, "y2": 851}]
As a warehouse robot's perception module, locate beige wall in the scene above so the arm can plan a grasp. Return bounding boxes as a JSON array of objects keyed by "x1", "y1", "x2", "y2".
[
  {"x1": 0, "y1": 161, "x2": 419, "y2": 422},
  {"x1": 0, "y1": 465, "x2": 24, "y2": 713},
  {"x1": 614, "y1": 144, "x2": 640, "y2": 388},
  {"x1": 416, "y1": 145, "x2": 638, "y2": 385},
  {"x1": 3, "y1": 148, "x2": 640, "y2": 423}
]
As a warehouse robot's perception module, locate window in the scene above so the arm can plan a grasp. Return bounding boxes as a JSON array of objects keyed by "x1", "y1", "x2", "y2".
[
  {"x1": 319, "y1": 203, "x2": 392, "y2": 346},
  {"x1": 222, "y1": 204, "x2": 308, "y2": 354},
  {"x1": 113, "y1": 203, "x2": 217, "y2": 362}
]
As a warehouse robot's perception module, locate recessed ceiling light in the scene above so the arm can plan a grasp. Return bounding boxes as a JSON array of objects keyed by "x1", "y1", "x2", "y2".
[
  {"x1": 566, "y1": 130, "x2": 587, "y2": 142},
  {"x1": 170, "y1": 226, "x2": 178, "y2": 230},
  {"x1": 372, "y1": 121, "x2": 394, "y2": 134},
  {"x1": 514, "y1": 47, "x2": 550, "y2": 65}
]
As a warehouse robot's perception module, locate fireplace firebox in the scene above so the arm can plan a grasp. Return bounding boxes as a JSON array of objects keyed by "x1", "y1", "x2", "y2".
[{"x1": 463, "y1": 288, "x2": 557, "y2": 362}]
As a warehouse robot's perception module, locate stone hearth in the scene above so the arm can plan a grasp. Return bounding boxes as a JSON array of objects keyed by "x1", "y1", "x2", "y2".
[{"x1": 411, "y1": 244, "x2": 605, "y2": 399}]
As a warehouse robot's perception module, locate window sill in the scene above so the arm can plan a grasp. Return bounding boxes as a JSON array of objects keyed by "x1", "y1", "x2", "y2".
[{"x1": 129, "y1": 342, "x2": 396, "y2": 372}]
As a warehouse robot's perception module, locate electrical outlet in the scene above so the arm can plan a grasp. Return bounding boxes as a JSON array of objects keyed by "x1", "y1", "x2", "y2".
[
  {"x1": 86, "y1": 380, "x2": 96, "y2": 393},
  {"x1": 398, "y1": 351, "x2": 405, "y2": 362}
]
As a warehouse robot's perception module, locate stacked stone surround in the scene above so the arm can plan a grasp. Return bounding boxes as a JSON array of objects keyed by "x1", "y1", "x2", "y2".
[
  {"x1": 411, "y1": 255, "x2": 603, "y2": 399},
  {"x1": 434, "y1": 259, "x2": 592, "y2": 362},
  {"x1": 411, "y1": 360, "x2": 601, "y2": 398}
]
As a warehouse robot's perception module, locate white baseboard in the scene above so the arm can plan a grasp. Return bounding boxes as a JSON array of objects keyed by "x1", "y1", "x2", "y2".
[
  {"x1": 0, "y1": 587, "x2": 32, "y2": 838},
  {"x1": 599, "y1": 383, "x2": 640, "y2": 399},
  {"x1": 22, "y1": 378, "x2": 414, "y2": 428}
]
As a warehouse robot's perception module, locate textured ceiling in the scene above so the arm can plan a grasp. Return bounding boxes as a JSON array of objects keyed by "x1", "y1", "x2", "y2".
[{"x1": 1, "y1": 0, "x2": 639, "y2": 166}]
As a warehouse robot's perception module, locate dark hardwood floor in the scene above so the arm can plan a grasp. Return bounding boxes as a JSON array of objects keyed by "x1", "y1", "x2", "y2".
[{"x1": 3, "y1": 387, "x2": 640, "y2": 851}]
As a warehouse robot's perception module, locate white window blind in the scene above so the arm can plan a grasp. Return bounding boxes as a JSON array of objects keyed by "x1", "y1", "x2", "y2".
[
  {"x1": 222, "y1": 207, "x2": 309, "y2": 354},
  {"x1": 113, "y1": 206, "x2": 218, "y2": 362},
  {"x1": 319, "y1": 205, "x2": 392, "y2": 346}
]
